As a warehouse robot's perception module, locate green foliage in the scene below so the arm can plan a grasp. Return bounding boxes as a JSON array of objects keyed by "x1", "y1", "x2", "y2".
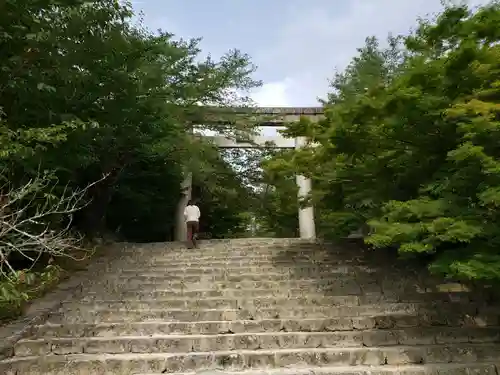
[
  {"x1": 1, "y1": 0, "x2": 260, "y2": 238},
  {"x1": 190, "y1": 147, "x2": 261, "y2": 239},
  {"x1": 0, "y1": 0, "x2": 261, "y2": 318},
  {"x1": 0, "y1": 265, "x2": 63, "y2": 322},
  {"x1": 265, "y1": 2, "x2": 500, "y2": 280},
  {"x1": 252, "y1": 150, "x2": 299, "y2": 237}
]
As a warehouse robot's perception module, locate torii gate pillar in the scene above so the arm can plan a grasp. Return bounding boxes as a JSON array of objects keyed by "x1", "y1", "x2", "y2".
[
  {"x1": 295, "y1": 137, "x2": 316, "y2": 239},
  {"x1": 175, "y1": 172, "x2": 192, "y2": 242}
]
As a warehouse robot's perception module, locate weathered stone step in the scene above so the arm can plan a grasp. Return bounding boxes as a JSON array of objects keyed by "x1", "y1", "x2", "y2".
[
  {"x1": 124, "y1": 238, "x2": 312, "y2": 247},
  {"x1": 112, "y1": 254, "x2": 358, "y2": 262},
  {"x1": 27, "y1": 317, "x2": 401, "y2": 338},
  {"x1": 110, "y1": 253, "x2": 364, "y2": 261},
  {"x1": 49, "y1": 303, "x2": 491, "y2": 324},
  {"x1": 89, "y1": 284, "x2": 365, "y2": 297},
  {"x1": 114, "y1": 257, "x2": 349, "y2": 266},
  {"x1": 31, "y1": 317, "x2": 500, "y2": 339},
  {"x1": 110, "y1": 243, "x2": 322, "y2": 253},
  {"x1": 94, "y1": 272, "x2": 379, "y2": 284},
  {"x1": 90, "y1": 279, "x2": 365, "y2": 293},
  {"x1": 115, "y1": 255, "x2": 357, "y2": 264},
  {"x1": 88, "y1": 280, "x2": 470, "y2": 297},
  {"x1": 123, "y1": 249, "x2": 326, "y2": 257},
  {"x1": 14, "y1": 327, "x2": 500, "y2": 357},
  {"x1": 115, "y1": 253, "x2": 360, "y2": 263},
  {"x1": 105, "y1": 261, "x2": 369, "y2": 270},
  {"x1": 132, "y1": 368, "x2": 496, "y2": 375},
  {"x1": 112, "y1": 265, "x2": 377, "y2": 275},
  {"x1": 82, "y1": 289, "x2": 474, "y2": 304},
  {"x1": 71, "y1": 294, "x2": 480, "y2": 311},
  {"x1": 126, "y1": 244, "x2": 328, "y2": 252},
  {"x1": 3, "y1": 344, "x2": 500, "y2": 373},
  {"x1": 72, "y1": 296, "x2": 364, "y2": 310},
  {"x1": 83, "y1": 288, "x2": 353, "y2": 300},
  {"x1": 49, "y1": 306, "x2": 422, "y2": 324}
]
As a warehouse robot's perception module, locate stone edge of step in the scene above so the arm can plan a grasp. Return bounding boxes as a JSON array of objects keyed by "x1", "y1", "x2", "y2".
[
  {"x1": 3, "y1": 344, "x2": 500, "y2": 367},
  {"x1": 133, "y1": 363, "x2": 500, "y2": 375},
  {"x1": 13, "y1": 326, "x2": 500, "y2": 352}
]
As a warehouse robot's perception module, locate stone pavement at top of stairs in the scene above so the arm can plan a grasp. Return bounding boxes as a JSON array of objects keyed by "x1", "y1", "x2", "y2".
[{"x1": 1, "y1": 238, "x2": 500, "y2": 375}]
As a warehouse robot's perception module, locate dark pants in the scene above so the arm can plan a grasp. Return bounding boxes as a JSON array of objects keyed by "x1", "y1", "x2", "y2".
[{"x1": 186, "y1": 221, "x2": 199, "y2": 248}]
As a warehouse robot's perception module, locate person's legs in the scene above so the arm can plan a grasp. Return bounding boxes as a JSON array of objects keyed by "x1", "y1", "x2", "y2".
[
  {"x1": 186, "y1": 221, "x2": 194, "y2": 248},
  {"x1": 191, "y1": 221, "x2": 199, "y2": 248}
]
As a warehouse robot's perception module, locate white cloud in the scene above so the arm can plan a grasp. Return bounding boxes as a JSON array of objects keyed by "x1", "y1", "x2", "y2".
[
  {"x1": 251, "y1": 78, "x2": 295, "y2": 107},
  {"x1": 250, "y1": 79, "x2": 299, "y2": 136},
  {"x1": 257, "y1": 0, "x2": 492, "y2": 107}
]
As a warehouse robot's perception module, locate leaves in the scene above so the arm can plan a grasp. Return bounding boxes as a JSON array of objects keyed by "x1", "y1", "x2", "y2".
[
  {"x1": 264, "y1": 2, "x2": 500, "y2": 281},
  {"x1": 0, "y1": 0, "x2": 261, "y2": 317}
]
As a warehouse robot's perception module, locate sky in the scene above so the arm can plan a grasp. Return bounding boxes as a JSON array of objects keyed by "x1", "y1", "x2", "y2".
[{"x1": 130, "y1": 0, "x2": 489, "y2": 109}]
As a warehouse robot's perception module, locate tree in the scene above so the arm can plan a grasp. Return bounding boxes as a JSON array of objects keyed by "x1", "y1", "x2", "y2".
[
  {"x1": 1, "y1": 0, "x2": 261, "y2": 237},
  {"x1": 0, "y1": 0, "x2": 262, "y2": 318},
  {"x1": 256, "y1": 150, "x2": 299, "y2": 237},
  {"x1": 266, "y1": 2, "x2": 500, "y2": 281}
]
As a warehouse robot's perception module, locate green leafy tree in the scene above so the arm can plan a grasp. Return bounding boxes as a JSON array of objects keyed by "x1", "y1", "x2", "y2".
[
  {"x1": 0, "y1": 0, "x2": 261, "y2": 317},
  {"x1": 266, "y1": 2, "x2": 500, "y2": 281}
]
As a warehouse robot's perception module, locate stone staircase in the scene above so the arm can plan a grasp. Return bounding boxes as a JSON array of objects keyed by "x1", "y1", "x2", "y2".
[{"x1": 2, "y1": 238, "x2": 500, "y2": 374}]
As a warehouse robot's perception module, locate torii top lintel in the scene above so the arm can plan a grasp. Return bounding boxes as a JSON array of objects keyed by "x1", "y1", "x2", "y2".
[{"x1": 205, "y1": 106, "x2": 323, "y2": 115}]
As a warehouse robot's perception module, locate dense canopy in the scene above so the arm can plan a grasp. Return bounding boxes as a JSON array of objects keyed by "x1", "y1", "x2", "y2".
[
  {"x1": 0, "y1": 0, "x2": 261, "y2": 318},
  {"x1": 264, "y1": 2, "x2": 500, "y2": 281}
]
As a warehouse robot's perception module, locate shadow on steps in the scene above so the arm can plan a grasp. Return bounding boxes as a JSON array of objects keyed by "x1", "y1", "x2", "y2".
[{"x1": 270, "y1": 240, "x2": 500, "y2": 328}]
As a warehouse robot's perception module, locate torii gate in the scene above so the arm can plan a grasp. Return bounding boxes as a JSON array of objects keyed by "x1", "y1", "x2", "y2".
[{"x1": 175, "y1": 107, "x2": 323, "y2": 241}]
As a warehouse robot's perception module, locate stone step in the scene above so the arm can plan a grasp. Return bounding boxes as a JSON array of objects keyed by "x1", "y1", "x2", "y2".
[
  {"x1": 71, "y1": 296, "x2": 365, "y2": 310},
  {"x1": 124, "y1": 249, "x2": 327, "y2": 257},
  {"x1": 88, "y1": 278, "x2": 364, "y2": 294},
  {"x1": 83, "y1": 288, "x2": 356, "y2": 300},
  {"x1": 84, "y1": 281, "x2": 479, "y2": 304},
  {"x1": 111, "y1": 254, "x2": 359, "y2": 262},
  {"x1": 107, "y1": 261, "x2": 368, "y2": 270},
  {"x1": 115, "y1": 255, "x2": 360, "y2": 264},
  {"x1": 86, "y1": 280, "x2": 470, "y2": 297},
  {"x1": 71, "y1": 295, "x2": 482, "y2": 311},
  {"x1": 115, "y1": 250, "x2": 359, "y2": 260},
  {"x1": 88, "y1": 281, "x2": 474, "y2": 301},
  {"x1": 118, "y1": 246, "x2": 327, "y2": 253},
  {"x1": 105, "y1": 261, "x2": 370, "y2": 270},
  {"x1": 134, "y1": 364, "x2": 500, "y2": 375},
  {"x1": 81, "y1": 291, "x2": 474, "y2": 304},
  {"x1": 93, "y1": 272, "x2": 379, "y2": 283},
  {"x1": 87, "y1": 281, "x2": 365, "y2": 295},
  {"x1": 124, "y1": 238, "x2": 311, "y2": 246},
  {"x1": 3, "y1": 344, "x2": 500, "y2": 373},
  {"x1": 111, "y1": 265, "x2": 378, "y2": 275},
  {"x1": 91, "y1": 268, "x2": 450, "y2": 290},
  {"x1": 48, "y1": 307, "x2": 423, "y2": 325},
  {"x1": 100, "y1": 269, "x2": 433, "y2": 286},
  {"x1": 14, "y1": 327, "x2": 500, "y2": 357},
  {"x1": 82, "y1": 288, "x2": 473, "y2": 303},
  {"x1": 109, "y1": 260, "x2": 370, "y2": 268},
  {"x1": 49, "y1": 303, "x2": 492, "y2": 324},
  {"x1": 31, "y1": 317, "x2": 500, "y2": 338},
  {"x1": 119, "y1": 243, "x2": 320, "y2": 253}
]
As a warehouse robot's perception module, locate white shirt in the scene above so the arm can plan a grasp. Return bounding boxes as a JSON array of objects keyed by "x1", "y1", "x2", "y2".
[{"x1": 184, "y1": 205, "x2": 200, "y2": 222}]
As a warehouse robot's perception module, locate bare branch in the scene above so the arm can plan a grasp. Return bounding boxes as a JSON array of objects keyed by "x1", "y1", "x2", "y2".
[{"x1": 0, "y1": 171, "x2": 109, "y2": 275}]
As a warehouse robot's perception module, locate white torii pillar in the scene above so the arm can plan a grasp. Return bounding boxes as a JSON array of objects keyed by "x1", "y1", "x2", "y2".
[
  {"x1": 174, "y1": 172, "x2": 192, "y2": 242},
  {"x1": 295, "y1": 136, "x2": 316, "y2": 239}
]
